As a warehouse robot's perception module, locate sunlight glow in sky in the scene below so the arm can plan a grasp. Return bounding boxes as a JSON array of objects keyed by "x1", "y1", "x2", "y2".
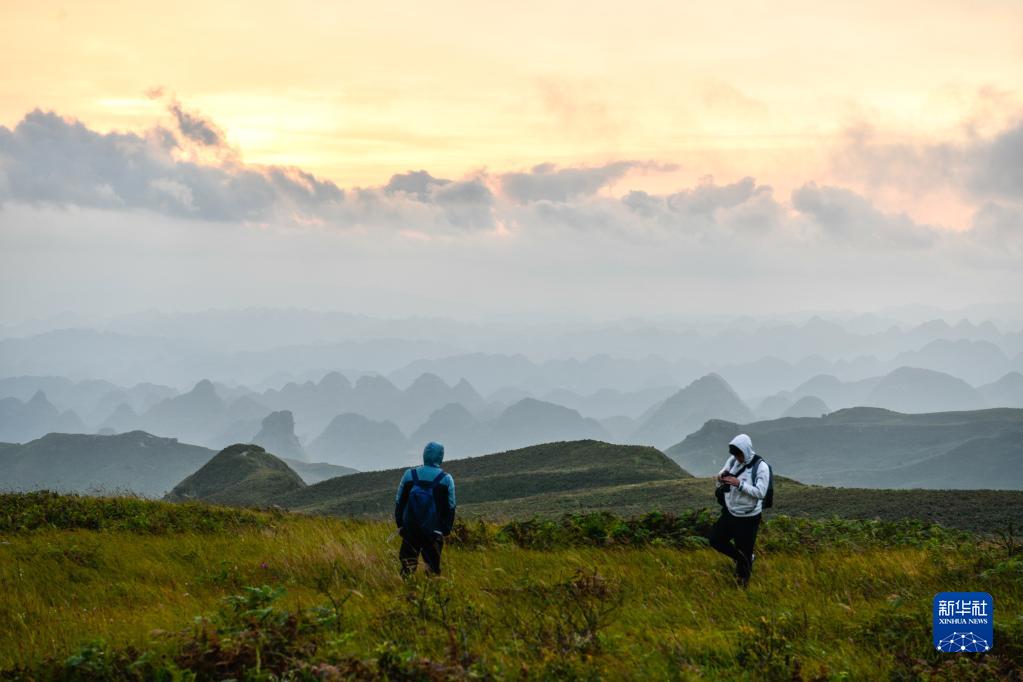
[
  {"x1": 1, "y1": 1, "x2": 1021, "y2": 321},
  {"x1": 3, "y1": 0, "x2": 1020, "y2": 209}
]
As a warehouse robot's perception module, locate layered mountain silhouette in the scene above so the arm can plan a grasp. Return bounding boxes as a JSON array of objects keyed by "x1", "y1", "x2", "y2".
[
  {"x1": 165, "y1": 443, "x2": 306, "y2": 506},
  {"x1": 629, "y1": 374, "x2": 754, "y2": 449},
  {"x1": 303, "y1": 397, "x2": 612, "y2": 469},
  {"x1": 863, "y1": 367, "x2": 987, "y2": 413},
  {"x1": 124, "y1": 379, "x2": 274, "y2": 449},
  {"x1": 0, "y1": 391, "x2": 86, "y2": 442},
  {"x1": 979, "y1": 372, "x2": 1023, "y2": 408},
  {"x1": 781, "y1": 395, "x2": 829, "y2": 418},
  {"x1": 307, "y1": 413, "x2": 411, "y2": 470},
  {"x1": 251, "y1": 410, "x2": 306, "y2": 461},
  {"x1": 0, "y1": 431, "x2": 213, "y2": 496},
  {"x1": 667, "y1": 407, "x2": 1023, "y2": 489},
  {"x1": 258, "y1": 371, "x2": 487, "y2": 439}
]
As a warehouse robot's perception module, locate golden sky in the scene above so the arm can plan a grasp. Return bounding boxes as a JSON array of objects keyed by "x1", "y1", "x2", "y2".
[{"x1": 1, "y1": 0, "x2": 1021, "y2": 221}]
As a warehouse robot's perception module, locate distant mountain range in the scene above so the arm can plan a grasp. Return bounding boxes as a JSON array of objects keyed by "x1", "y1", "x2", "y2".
[
  {"x1": 3, "y1": 310, "x2": 1022, "y2": 397},
  {"x1": 667, "y1": 407, "x2": 1023, "y2": 489},
  {"x1": 0, "y1": 410, "x2": 356, "y2": 496}
]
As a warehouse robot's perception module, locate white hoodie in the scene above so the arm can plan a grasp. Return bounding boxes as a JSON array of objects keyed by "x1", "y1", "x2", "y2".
[{"x1": 717, "y1": 433, "x2": 770, "y2": 517}]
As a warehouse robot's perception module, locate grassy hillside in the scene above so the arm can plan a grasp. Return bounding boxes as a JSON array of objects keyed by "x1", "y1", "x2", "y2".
[
  {"x1": 165, "y1": 443, "x2": 306, "y2": 506},
  {"x1": 2, "y1": 493, "x2": 1021, "y2": 679},
  {"x1": 459, "y1": 477, "x2": 1023, "y2": 534},
  {"x1": 667, "y1": 407, "x2": 1023, "y2": 488},
  {"x1": 280, "y1": 439, "x2": 685, "y2": 516}
]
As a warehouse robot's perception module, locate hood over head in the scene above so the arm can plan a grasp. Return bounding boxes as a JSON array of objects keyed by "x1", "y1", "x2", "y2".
[
  {"x1": 423, "y1": 441, "x2": 445, "y2": 466},
  {"x1": 729, "y1": 433, "x2": 755, "y2": 462}
]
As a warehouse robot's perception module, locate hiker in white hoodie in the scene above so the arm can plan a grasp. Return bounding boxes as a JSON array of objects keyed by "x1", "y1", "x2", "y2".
[{"x1": 710, "y1": 433, "x2": 770, "y2": 587}]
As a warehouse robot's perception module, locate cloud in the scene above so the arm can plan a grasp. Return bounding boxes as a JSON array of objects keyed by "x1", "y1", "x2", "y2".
[
  {"x1": 791, "y1": 182, "x2": 939, "y2": 249},
  {"x1": 0, "y1": 104, "x2": 1016, "y2": 259},
  {"x1": 499, "y1": 161, "x2": 671, "y2": 203},
  {"x1": 167, "y1": 101, "x2": 225, "y2": 147},
  {"x1": 969, "y1": 202, "x2": 1023, "y2": 253},
  {"x1": 834, "y1": 117, "x2": 1023, "y2": 203},
  {"x1": 968, "y1": 120, "x2": 1023, "y2": 200},
  {"x1": 0, "y1": 109, "x2": 346, "y2": 222}
]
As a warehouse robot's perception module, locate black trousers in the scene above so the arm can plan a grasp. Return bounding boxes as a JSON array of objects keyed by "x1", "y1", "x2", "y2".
[
  {"x1": 399, "y1": 529, "x2": 444, "y2": 576},
  {"x1": 709, "y1": 509, "x2": 761, "y2": 578}
]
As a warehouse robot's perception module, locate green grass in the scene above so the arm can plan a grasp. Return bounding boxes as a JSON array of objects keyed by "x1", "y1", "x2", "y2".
[
  {"x1": 2, "y1": 494, "x2": 1022, "y2": 679},
  {"x1": 458, "y1": 477, "x2": 1023, "y2": 534}
]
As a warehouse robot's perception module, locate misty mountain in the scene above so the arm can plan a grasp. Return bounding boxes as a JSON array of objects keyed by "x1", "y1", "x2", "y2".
[
  {"x1": 787, "y1": 374, "x2": 881, "y2": 410},
  {"x1": 979, "y1": 372, "x2": 1023, "y2": 408},
  {"x1": 892, "y1": 339, "x2": 1015, "y2": 385},
  {"x1": 251, "y1": 410, "x2": 307, "y2": 461},
  {"x1": 539, "y1": 386, "x2": 676, "y2": 420},
  {"x1": 85, "y1": 383, "x2": 178, "y2": 425},
  {"x1": 131, "y1": 380, "x2": 272, "y2": 448},
  {"x1": 165, "y1": 443, "x2": 306, "y2": 506},
  {"x1": 0, "y1": 375, "x2": 120, "y2": 417},
  {"x1": 489, "y1": 398, "x2": 609, "y2": 452},
  {"x1": 99, "y1": 403, "x2": 139, "y2": 433},
  {"x1": 0, "y1": 328, "x2": 461, "y2": 387},
  {"x1": 781, "y1": 395, "x2": 829, "y2": 418},
  {"x1": 134, "y1": 379, "x2": 226, "y2": 444},
  {"x1": 257, "y1": 371, "x2": 487, "y2": 439},
  {"x1": 863, "y1": 367, "x2": 987, "y2": 413},
  {"x1": 630, "y1": 374, "x2": 754, "y2": 449},
  {"x1": 755, "y1": 393, "x2": 796, "y2": 420},
  {"x1": 0, "y1": 391, "x2": 86, "y2": 443},
  {"x1": 306, "y1": 413, "x2": 412, "y2": 470},
  {"x1": 283, "y1": 459, "x2": 357, "y2": 484},
  {"x1": 410, "y1": 403, "x2": 493, "y2": 459},
  {"x1": 0, "y1": 431, "x2": 214, "y2": 496},
  {"x1": 666, "y1": 407, "x2": 1023, "y2": 489}
]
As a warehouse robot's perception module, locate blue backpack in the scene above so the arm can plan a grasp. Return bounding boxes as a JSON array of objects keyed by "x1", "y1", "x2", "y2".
[{"x1": 402, "y1": 469, "x2": 446, "y2": 534}]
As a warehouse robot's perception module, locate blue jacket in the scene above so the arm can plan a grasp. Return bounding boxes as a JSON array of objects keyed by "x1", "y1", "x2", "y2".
[{"x1": 394, "y1": 464, "x2": 456, "y2": 534}]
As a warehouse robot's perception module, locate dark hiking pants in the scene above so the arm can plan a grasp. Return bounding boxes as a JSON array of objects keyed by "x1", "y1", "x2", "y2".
[
  {"x1": 399, "y1": 529, "x2": 444, "y2": 576},
  {"x1": 709, "y1": 509, "x2": 762, "y2": 580}
]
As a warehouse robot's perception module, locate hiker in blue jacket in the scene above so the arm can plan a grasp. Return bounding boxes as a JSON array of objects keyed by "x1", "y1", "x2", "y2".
[
  {"x1": 710, "y1": 433, "x2": 771, "y2": 587},
  {"x1": 394, "y1": 441, "x2": 456, "y2": 576}
]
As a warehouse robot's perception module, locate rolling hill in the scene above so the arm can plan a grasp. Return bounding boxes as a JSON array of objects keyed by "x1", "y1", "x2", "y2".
[
  {"x1": 164, "y1": 443, "x2": 306, "y2": 506},
  {"x1": 277, "y1": 440, "x2": 686, "y2": 516},
  {"x1": 666, "y1": 407, "x2": 1023, "y2": 489}
]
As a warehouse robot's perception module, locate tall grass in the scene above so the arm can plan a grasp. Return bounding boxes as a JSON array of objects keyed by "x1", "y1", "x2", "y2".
[{"x1": 1, "y1": 494, "x2": 1021, "y2": 679}]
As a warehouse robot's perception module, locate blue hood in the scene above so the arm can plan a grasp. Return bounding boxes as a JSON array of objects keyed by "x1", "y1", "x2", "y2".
[{"x1": 423, "y1": 441, "x2": 445, "y2": 466}]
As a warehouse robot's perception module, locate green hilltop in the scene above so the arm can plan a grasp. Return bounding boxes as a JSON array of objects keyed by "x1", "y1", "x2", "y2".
[
  {"x1": 278, "y1": 439, "x2": 685, "y2": 516},
  {"x1": 165, "y1": 443, "x2": 306, "y2": 506}
]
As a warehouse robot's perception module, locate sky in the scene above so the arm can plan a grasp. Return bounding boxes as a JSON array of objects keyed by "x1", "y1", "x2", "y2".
[{"x1": 1, "y1": 1, "x2": 1021, "y2": 323}]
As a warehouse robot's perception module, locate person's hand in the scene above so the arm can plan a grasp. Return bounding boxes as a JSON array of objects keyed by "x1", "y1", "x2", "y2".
[{"x1": 720, "y1": 475, "x2": 740, "y2": 487}]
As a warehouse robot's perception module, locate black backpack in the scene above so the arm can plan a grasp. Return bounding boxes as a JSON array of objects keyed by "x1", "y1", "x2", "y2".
[
  {"x1": 402, "y1": 469, "x2": 446, "y2": 534},
  {"x1": 749, "y1": 455, "x2": 774, "y2": 509},
  {"x1": 715, "y1": 455, "x2": 774, "y2": 509}
]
